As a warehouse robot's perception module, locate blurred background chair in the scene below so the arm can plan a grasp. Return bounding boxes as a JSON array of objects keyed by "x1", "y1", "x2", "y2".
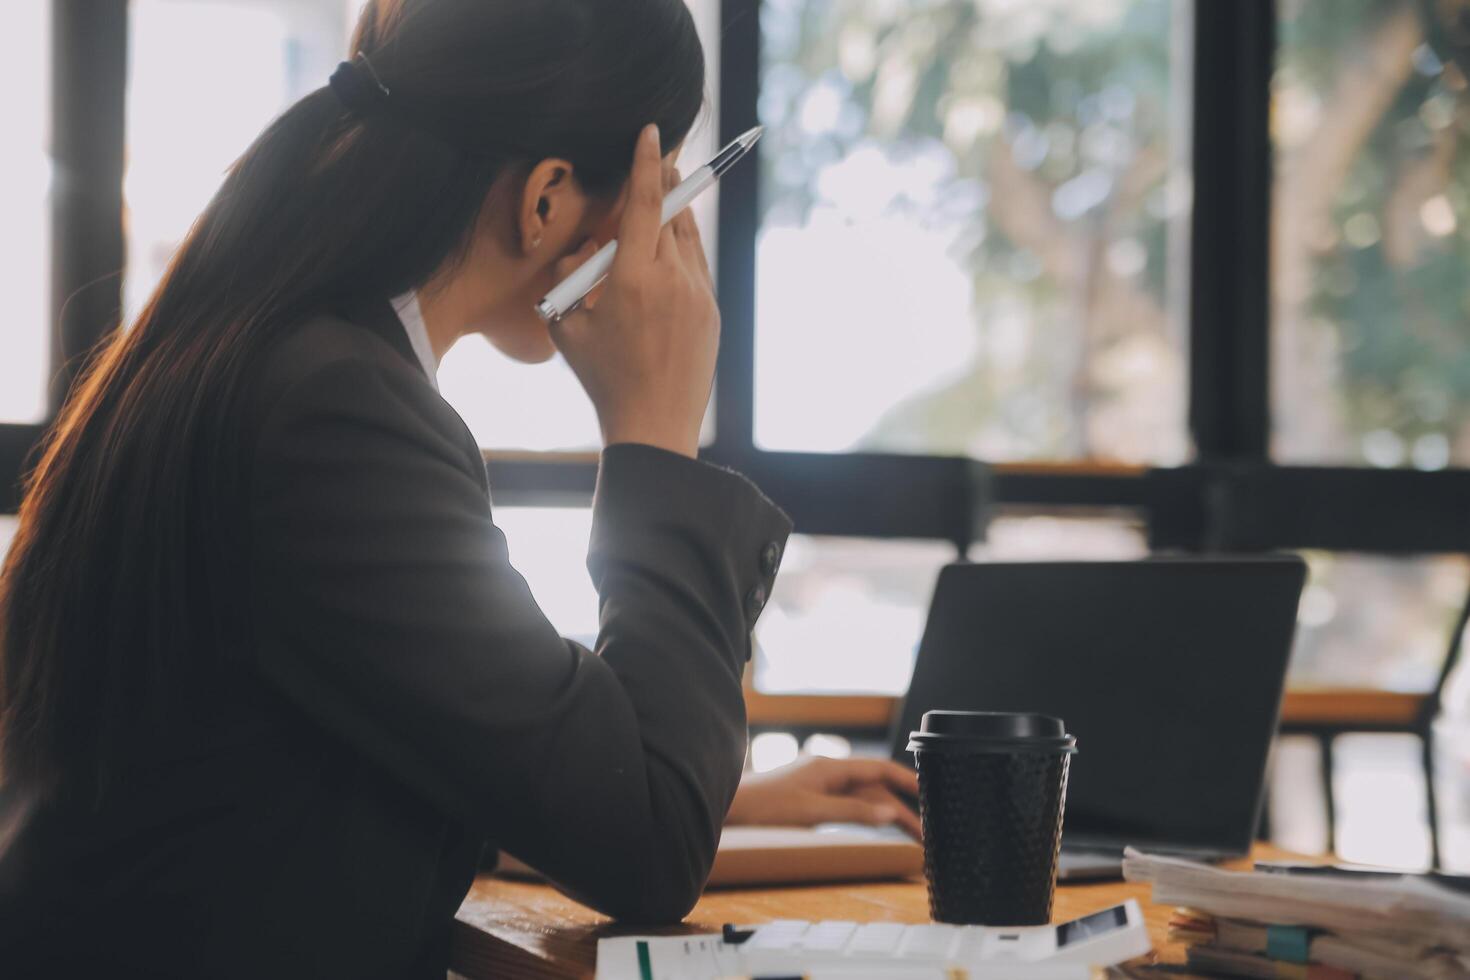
[{"x1": 1278, "y1": 585, "x2": 1470, "y2": 868}]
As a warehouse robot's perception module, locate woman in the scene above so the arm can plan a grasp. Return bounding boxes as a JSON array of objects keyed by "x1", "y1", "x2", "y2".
[{"x1": 0, "y1": 0, "x2": 915, "y2": 976}]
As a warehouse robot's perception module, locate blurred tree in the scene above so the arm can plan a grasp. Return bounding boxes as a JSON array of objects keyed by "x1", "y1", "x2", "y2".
[
  {"x1": 757, "y1": 0, "x2": 1470, "y2": 688},
  {"x1": 1275, "y1": 0, "x2": 1470, "y2": 468},
  {"x1": 761, "y1": 0, "x2": 1180, "y2": 462},
  {"x1": 759, "y1": 0, "x2": 1470, "y2": 468}
]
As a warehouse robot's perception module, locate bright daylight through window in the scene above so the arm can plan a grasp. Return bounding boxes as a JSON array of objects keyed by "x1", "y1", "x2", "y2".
[
  {"x1": 1273, "y1": 0, "x2": 1470, "y2": 469},
  {"x1": 0, "y1": 3, "x2": 51, "y2": 424},
  {"x1": 754, "y1": 0, "x2": 1190, "y2": 463},
  {"x1": 753, "y1": 516, "x2": 1149, "y2": 695}
]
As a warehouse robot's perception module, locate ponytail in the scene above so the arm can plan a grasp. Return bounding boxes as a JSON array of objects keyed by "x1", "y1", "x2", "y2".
[{"x1": 1, "y1": 0, "x2": 707, "y2": 797}]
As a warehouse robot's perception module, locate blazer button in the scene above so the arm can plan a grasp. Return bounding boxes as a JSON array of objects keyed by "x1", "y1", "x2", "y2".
[
  {"x1": 745, "y1": 584, "x2": 768, "y2": 620},
  {"x1": 760, "y1": 541, "x2": 783, "y2": 576}
]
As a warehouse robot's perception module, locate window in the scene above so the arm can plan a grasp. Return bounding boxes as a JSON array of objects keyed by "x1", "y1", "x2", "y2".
[
  {"x1": 5, "y1": 0, "x2": 1470, "y2": 870},
  {"x1": 0, "y1": 514, "x2": 18, "y2": 565},
  {"x1": 491, "y1": 506, "x2": 599, "y2": 644},
  {"x1": 753, "y1": 0, "x2": 1190, "y2": 463},
  {"x1": 438, "y1": 349, "x2": 605, "y2": 453},
  {"x1": 1272, "y1": 733, "x2": 1437, "y2": 868},
  {"x1": 0, "y1": 2, "x2": 51, "y2": 423},
  {"x1": 1273, "y1": 0, "x2": 1470, "y2": 468},
  {"x1": 967, "y1": 512, "x2": 1149, "y2": 563},
  {"x1": 124, "y1": 0, "x2": 348, "y2": 327},
  {"x1": 754, "y1": 536, "x2": 954, "y2": 695},
  {"x1": 753, "y1": 513, "x2": 1148, "y2": 696},
  {"x1": 9, "y1": 0, "x2": 1470, "y2": 848},
  {"x1": 1289, "y1": 552, "x2": 1470, "y2": 690}
]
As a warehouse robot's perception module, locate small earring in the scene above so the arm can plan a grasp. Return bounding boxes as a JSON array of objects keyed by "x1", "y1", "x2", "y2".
[{"x1": 531, "y1": 235, "x2": 542, "y2": 250}]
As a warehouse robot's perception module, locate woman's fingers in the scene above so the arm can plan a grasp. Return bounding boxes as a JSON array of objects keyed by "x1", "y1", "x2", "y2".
[
  {"x1": 551, "y1": 126, "x2": 718, "y2": 459},
  {"x1": 612, "y1": 124, "x2": 665, "y2": 270},
  {"x1": 803, "y1": 784, "x2": 921, "y2": 839},
  {"x1": 688, "y1": 216, "x2": 715, "y2": 291},
  {"x1": 797, "y1": 791, "x2": 900, "y2": 829},
  {"x1": 800, "y1": 758, "x2": 923, "y2": 837},
  {"x1": 658, "y1": 214, "x2": 683, "y2": 264},
  {"x1": 580, "y1": 277, "x2": 605, "y2": 311},
  {"x1": 659, "y1": 164, "x2": 709, "y2": 283},
  {"x1": 829, "y1": 757, "x2": 920, "y2": 799},
  {"x1": 878, "y1": 759, "x2": 921, "y2": 798},
  {"x1": 652, "y1": 165, "x2": 683, "y2": 265},
  {"x1": 671, "y1": 208, "x2": 713, "y2": 290},
  {"x1": 852, "y1": 784, "x2": 923, "y2": 840},
  {"x1": 644, "y1": 163, "x2": 711, "y2": 292}
]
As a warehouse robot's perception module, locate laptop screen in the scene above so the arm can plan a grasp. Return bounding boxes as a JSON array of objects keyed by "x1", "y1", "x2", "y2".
[{"x1": 889, "y1": 557, "x2": 1306, "y2": 854}]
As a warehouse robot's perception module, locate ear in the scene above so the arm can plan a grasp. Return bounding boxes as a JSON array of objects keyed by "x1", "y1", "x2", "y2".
[{"x1": 518, "y1": 158, "x2": 581, "y2": 256}]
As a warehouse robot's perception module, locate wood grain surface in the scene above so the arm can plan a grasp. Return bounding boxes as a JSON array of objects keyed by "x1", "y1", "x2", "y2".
[
  {"x1": 450, "y1": 845, "x2": 1297, "y2": 979},
  {"x1": 743, "y1": 687, "x2": 1428, "y2": 731}
]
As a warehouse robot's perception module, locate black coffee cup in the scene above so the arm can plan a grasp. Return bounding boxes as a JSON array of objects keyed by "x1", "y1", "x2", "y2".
[{"x1": 908, "y1": 710, "x2": 1076, "y2": 926}]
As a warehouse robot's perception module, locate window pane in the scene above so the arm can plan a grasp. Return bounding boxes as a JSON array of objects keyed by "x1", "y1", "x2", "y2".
[
  {"x1": 1273, "y1": 1, "x2": 1470, "y2": 467},
  {"x1": 0, "y1": 3, "x2": 51, "y2": 423},
  {"x1": 0, "y1": 514, "x2": 18, "y2": 565},
  {"x1": 966, "y1": 512, "x2": 1149, "y2": 563},
  {"x1": 754, "y1": 514, "x2": 1147, "y2": 695},
  {"x1": 1271, "y1": 732, "x2": 1437, "y2": 869},
  {"x1": 126, "y1": 0, "x2": 349, "y2": 325},
  {"x1": 438, "y1": 345, "x2": 602, "y2": 452},
  {"x1": 754, "y1": 536, "x2": 953, "y2": 695},
  {"x1": 491, "y1": 506, "x2": 599, "y2": 643},
  {"x1": 754, "y1": 0, "x2": 1189, "y2": 463},
  {"x1": 1438, "y1": 718, "x2": 1470, "y2": 871},
  {"x1": 1289, "y1": 551, "x2": 1469, "y2": 690}
]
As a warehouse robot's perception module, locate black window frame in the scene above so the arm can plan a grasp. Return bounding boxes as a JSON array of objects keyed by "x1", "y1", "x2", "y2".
[
  {"x1": 1, "y1": 1, "x2": 127, "y2": 512},
  {"x1": 5, "y1": 0, "x2": 1470, "y2": 561}
]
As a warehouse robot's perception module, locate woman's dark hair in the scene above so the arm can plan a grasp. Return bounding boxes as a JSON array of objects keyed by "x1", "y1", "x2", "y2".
[{"x1": 0, "y1": 0, "x2": 706, "y2": 798}]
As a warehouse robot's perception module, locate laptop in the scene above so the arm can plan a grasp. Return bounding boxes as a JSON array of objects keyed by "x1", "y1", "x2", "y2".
[{"x1": 888, "y1": 556, "x2": 1307, "y2": 881}]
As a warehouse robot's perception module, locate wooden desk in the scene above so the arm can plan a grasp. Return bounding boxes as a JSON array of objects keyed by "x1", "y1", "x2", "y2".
[
  {"x1": 1278, "y1": 688, "x2": 1426, "y2": 730},
  {"x1": 743, "y1": 688, "x2": 1427, "y2": 731},
  {"x1": 449, "y1": 846, "x2": 1291, "y2": 979}
]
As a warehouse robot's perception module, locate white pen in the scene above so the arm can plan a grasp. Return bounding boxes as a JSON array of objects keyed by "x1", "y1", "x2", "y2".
[{"x1": 534, "y1": 125, "x2": 764, "y2": 323}]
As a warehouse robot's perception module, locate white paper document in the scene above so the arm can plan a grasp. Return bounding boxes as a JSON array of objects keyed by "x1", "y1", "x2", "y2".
[{"x1": 595, "y1": 902, "x2": 1151, "y2": 980}]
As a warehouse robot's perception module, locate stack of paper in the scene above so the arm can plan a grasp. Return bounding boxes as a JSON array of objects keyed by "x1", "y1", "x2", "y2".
[{"x1": 1122, "y1": 849, "x2": 1470, "y2": 979}]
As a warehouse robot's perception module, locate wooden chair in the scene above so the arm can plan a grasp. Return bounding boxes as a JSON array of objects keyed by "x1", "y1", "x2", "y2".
[
  {"x1": 1278, "y1": 585, "x2": 1470, "y2": 868},
  {"x1": 743, "y1": 584, "x2": 1470, "y2": 868}
]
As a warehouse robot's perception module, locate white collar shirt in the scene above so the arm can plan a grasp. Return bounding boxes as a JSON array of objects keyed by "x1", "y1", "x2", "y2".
[{"x1": 390, "y1": 291, "x2": 439, "y2": 391}]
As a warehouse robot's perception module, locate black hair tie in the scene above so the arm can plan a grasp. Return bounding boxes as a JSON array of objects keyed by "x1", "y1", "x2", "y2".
[{"x1": 329, "y1": 52, "x2": 391, "y2": 117}]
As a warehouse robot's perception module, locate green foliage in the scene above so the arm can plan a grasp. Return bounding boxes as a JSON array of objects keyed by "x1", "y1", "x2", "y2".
[
  {"x1": 760, "y1": 0, "x2": 1470, "y2": 464},
  {"x1": 760, "y1": 0, "x2": 1180, "y2": 460},
  {"x1": 1286, "y1": 0, "x2": 1470, "y2": 462}
]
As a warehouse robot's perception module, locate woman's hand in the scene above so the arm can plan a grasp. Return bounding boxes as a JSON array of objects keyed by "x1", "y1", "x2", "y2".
[
  {"x1": 549, "y1": 124, "x2": 718, "y2": 459},
  {"x1": 725, "y1": 756, "x2": 922, "y2": 840}
]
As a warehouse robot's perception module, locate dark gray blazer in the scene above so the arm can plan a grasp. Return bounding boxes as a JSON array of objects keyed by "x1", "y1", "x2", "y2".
[{"x1": 0, "y1": 300, "x2": 791, "y2": 978}]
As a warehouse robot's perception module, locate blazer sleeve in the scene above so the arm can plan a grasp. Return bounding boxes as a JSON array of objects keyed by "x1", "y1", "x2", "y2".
[{"x1": 246, "y1": 357, "x2": 791, "y2": 922}]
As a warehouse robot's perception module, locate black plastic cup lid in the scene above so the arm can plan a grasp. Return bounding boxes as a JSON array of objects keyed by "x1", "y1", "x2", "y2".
[
  {"x1": 920, "y1": 710, "x2": 1063, "y2": 738},
  {"x1": 908, "y1": 710, "x2": 1076, "y2": 753}
]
